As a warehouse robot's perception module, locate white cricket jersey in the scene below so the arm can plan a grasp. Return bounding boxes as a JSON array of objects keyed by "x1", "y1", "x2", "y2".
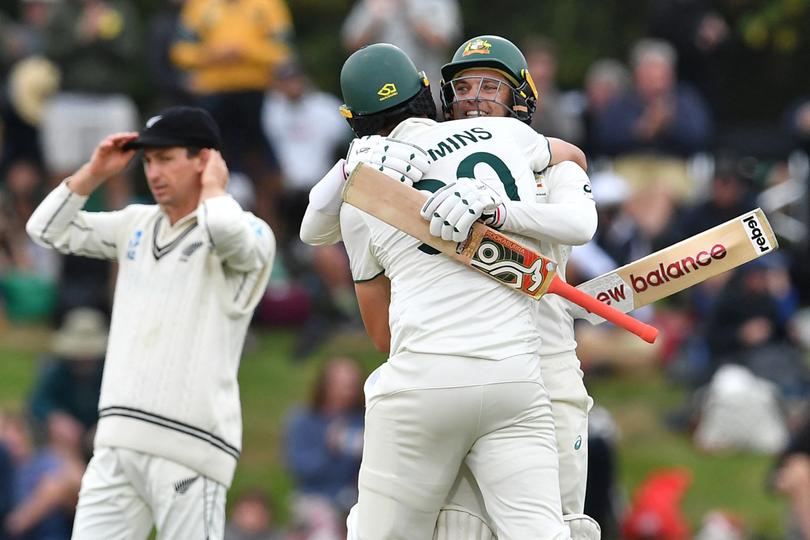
[
  {"x1": 27, "y1": 184, "x2": 275, "y2": 486},
  {"x1": 341, "y1": 116, "x2": 551, "y2": 361},
  {"x1": 530, "y1": 162, "x2": 596, "y2": 355}
]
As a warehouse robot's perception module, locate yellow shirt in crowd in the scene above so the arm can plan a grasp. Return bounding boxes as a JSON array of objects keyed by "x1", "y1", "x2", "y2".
[{"x1": 172, "y1": 0, "x2": 292, "y2": 94}]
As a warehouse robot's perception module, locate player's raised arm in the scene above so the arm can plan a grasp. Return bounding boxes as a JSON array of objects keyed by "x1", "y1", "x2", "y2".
[
  {"x1": 501, "y1": 161, "x2": 597, "y2": 245},
  {"x1": 196, "y1": 150, "x2": 275, "y2": 273},
  {"x1": 548, "y1": 137, "x2": 588, "y2": 171},
  {"x1": 300, "y1": 136, "x2": 431, "y2": 246},
  {"x1": 26, "y1": 132, "x2": 138, "y2": 259}
]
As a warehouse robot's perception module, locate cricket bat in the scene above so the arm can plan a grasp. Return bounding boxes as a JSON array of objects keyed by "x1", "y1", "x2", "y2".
[
  {"x1": 343, "y1": 164, "x2": 658, "y2": 344},
  {"x1": 574, "y1": 208, "x2": 779, "y2": 324}
]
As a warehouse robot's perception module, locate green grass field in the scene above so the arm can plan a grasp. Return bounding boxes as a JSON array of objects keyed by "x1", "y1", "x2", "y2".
[{"x1": 0, "y1": 324, "x2": 787, "y2": 535}]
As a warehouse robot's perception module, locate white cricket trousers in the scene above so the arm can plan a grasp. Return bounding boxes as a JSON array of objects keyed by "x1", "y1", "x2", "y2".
[
  {"x1": 442, "y1": 351, "x2": 593, "y2": 524},
  {"x1": 541, "y1": 351, "x2": 592, "y2": 515},
  {"x1": 71, "y1": 447, "x2": 226, "y2": 540},
  {"x1": 357, "y1": 376, "x2": 568, "y2": 540}
]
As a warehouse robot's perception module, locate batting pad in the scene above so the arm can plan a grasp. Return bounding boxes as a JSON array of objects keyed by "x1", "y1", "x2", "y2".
[
  {"x1": 565, "y1": 513, "x2": 601, "y2": 540},
  {"x1": 433, "y1": 504, "x2": 496, "y2": 540}
]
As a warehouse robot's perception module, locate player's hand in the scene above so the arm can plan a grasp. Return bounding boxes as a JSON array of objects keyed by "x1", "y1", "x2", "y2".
[
  {"x1": 68, "y1": 132, "x2": 138, "y2": 195},
  {"x1": 86, "y1": 132, "x2": 139, "y2": 181},
  {"x1": 345, "y1": 135, "x2": 431, "y2": 187},
  {"x1": 420, "y1": 177, "x2": 506, "y2": 242},
  {"x1": 200, "y1": 149, "x2": 228, "y2": 192}
]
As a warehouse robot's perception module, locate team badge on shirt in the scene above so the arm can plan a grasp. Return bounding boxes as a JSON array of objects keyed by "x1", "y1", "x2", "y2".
[{"x1": 180, "y1": 241, "x2": 204, "y2": 262}]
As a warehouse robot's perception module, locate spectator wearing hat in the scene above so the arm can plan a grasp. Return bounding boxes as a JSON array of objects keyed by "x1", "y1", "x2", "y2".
[
  {"x1": 26, "y1": 106, "x2": 276, "y2": 539},
  {"x1": 28, "y1": 308, "x2": 107, "y2": 460}
]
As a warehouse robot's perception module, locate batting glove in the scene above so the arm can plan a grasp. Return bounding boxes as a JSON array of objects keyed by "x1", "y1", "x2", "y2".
[
  {"x1": 345, "y1": 135, "x2": 431, "y2": 187},
  {"x1": 419, "y1": 177, "x2": 506, "y2": 243}
]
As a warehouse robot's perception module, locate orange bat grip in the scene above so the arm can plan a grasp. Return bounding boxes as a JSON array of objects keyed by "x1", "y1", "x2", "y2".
[{"x1": 547, "y1": 276, "x2": 659, "y2": 344}]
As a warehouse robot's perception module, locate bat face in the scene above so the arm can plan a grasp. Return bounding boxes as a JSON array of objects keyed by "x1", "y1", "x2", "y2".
[
  {"x1": 460, "y1": 225, "x2": 558, "y2": 299},
  {"x1": 577, "y1": 208, "x2": 779, "y2": 323}
]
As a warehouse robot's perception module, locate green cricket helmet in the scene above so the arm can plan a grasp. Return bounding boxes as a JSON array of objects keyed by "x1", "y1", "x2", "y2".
[
  {"x1": 440, "y1": 35, "x2": 539, "y2": 123},
  {"x1": 339, "y1": 43, "x2": 436, "y2": 136}
]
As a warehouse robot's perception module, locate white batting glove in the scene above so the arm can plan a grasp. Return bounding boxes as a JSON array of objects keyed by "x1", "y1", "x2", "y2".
[
  {"x1": 419, "y1": 178, "x2": 506, "y2": 243},
  {"x1": 345, "y1": 135, "x2": 431, "y2": 187}
]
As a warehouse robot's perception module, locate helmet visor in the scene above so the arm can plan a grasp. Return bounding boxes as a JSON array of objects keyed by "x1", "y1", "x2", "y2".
[{"x1": 441, "y1": 75, "x2": 515, "y2": 118}]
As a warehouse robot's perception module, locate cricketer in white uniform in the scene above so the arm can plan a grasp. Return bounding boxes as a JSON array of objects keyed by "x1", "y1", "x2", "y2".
[
  {"x1": 433, "y1": 161, "x2": 597, "y2": 540},
  {"x1": 302, "y1": 37, "x2": 600, "y2": 539},
  {"x1": 423, "y1": 36, "x2": 599, "y2": 536},
  {"x1": 342, "y1": 112, "x2": 569, "y2": 540},
  {"x1": 27, "y1": 107, "x2": 275, "y2": 540}
]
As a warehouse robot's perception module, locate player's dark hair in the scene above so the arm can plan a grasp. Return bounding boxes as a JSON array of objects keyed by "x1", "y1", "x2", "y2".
[
  {"x1": 349, "y1": 85, "x2": 437, "y2": 137},
  {"x1": 186, "y1": 147, "x2": 202, "y2": 158}
]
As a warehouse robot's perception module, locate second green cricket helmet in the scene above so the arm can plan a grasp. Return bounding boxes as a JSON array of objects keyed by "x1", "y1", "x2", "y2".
[
  {"x1": 339, "y1": 43, "x2": 436, "y2": 137},
  {"x1": 440, "y1": 35, "x2": 539, "y2": 123}
]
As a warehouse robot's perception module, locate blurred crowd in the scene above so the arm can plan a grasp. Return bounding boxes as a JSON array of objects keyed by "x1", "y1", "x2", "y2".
[{"x1": 0, "y1": 0, "x2": 809, "y2": 539}]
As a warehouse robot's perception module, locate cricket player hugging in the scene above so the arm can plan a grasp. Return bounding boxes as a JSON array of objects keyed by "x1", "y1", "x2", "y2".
[{"x1": 301, "y1": 38, "x2": 601, "y2": 539}]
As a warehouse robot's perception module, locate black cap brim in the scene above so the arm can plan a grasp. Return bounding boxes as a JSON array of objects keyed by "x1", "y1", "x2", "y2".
[
  {"x1": 122, "y1": 135, "x2": 190, "y2": 151},
  {"x1": 122, "y1": 135, "x2": 221, "y2": 151}
]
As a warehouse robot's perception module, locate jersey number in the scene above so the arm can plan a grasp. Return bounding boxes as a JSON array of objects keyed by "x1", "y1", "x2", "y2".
[{"x1": 415, "y1": 152, "x2": 520, "y2": 255}]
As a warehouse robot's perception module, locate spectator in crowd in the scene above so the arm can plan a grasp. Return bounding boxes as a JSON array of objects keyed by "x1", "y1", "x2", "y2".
[
  {"x1": 284, "y1": 356, "x2": 364, "y2": 538},
  {"x1": 261, "y1": 60, "x2": 355, "y2": 352},
  {"x1": 0, "y1": 411, "x2": 82, "y2": 540},
  {"x1": 145, "y1": 0, "x2": 191, "y2": 110},
  {"x1": 704, "y1": 258, "x2": 806, "y2": 400},
  {"x1": 594, "y1": 38, "x2": 712, "y2": 158},
  {"x1": 38, "y1": 0, "x2": 143, "y2": 320},
  {"x1": 172, "y1": 0, "x2": 293, "y2": 229},
  {"x1": 578, "y1": 58, "x2": 630, "y2": 159},
  {"x1": 648, "y1": 0, "x2": 731, "y2": 116},
  {"x1": 671, "y1": 153, "x2": 757, "y2": 244},
  {"x1": 28, "y1": 307, "x2": 106, "y2": 461},
  {"x1": 41, "y1": 0, "x2": 141, "y2": 208},
  {"x1": 262, "y1": 60, "x2": 351, "y2": 242},
  {"x1": 592, "y1": 38, "x2": 713, "y2": 201},
  {"x1": 0, "y1": 0, "x2": 54, "y2": 76},
  {"x1": 0, "y1": 160, "x2": 59, "y2": 325},
  {"x1": 341, "y1": 0, "x2": 461, "y2": 105},
  {"x1": 225, "y1": 489, "x2": 286, "y2": 540},
  {"x1": 773, "y1": 413, "x2": 810, "y2": 540},
  {"x1": 1, "y1": 55, "x2": 59, "y2": 173},
  {"x1": 524, "y1": 35, "x2": 583, "y2": 144}
]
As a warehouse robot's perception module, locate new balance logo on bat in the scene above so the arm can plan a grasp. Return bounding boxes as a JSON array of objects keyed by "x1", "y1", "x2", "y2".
[
  {"x1": 629, "y1": 244, "x2": 727, "y2": 293},
  {"x1": 596, "y1": 284, "x2": 628, "y2": 305},
  {"x1": 742, "y1": 213, "x2": 773, "y2": 253}
]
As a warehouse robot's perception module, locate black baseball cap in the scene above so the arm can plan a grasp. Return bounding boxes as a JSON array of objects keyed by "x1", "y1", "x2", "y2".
[{"x1": 123, "y1": 106, "x2": 222, "y2": 151}]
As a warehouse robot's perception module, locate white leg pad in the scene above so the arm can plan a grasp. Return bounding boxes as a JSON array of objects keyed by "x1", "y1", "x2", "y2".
[
  {"x1": 433, "y1": 504, "x2": 496, "y2": 540},
  {"x1": 565, "y1": 514, "x2": 601, "y2": 540}
]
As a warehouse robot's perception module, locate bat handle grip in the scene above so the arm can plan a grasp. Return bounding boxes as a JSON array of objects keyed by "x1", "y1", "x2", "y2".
[{"x1": 548, "y1": 277, "x2": 659, "y2": 344}]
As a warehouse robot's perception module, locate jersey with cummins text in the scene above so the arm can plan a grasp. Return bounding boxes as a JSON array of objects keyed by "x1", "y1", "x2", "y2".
[{"x1": 341, "y1": 117, "x2": 551, "y2": 360}]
